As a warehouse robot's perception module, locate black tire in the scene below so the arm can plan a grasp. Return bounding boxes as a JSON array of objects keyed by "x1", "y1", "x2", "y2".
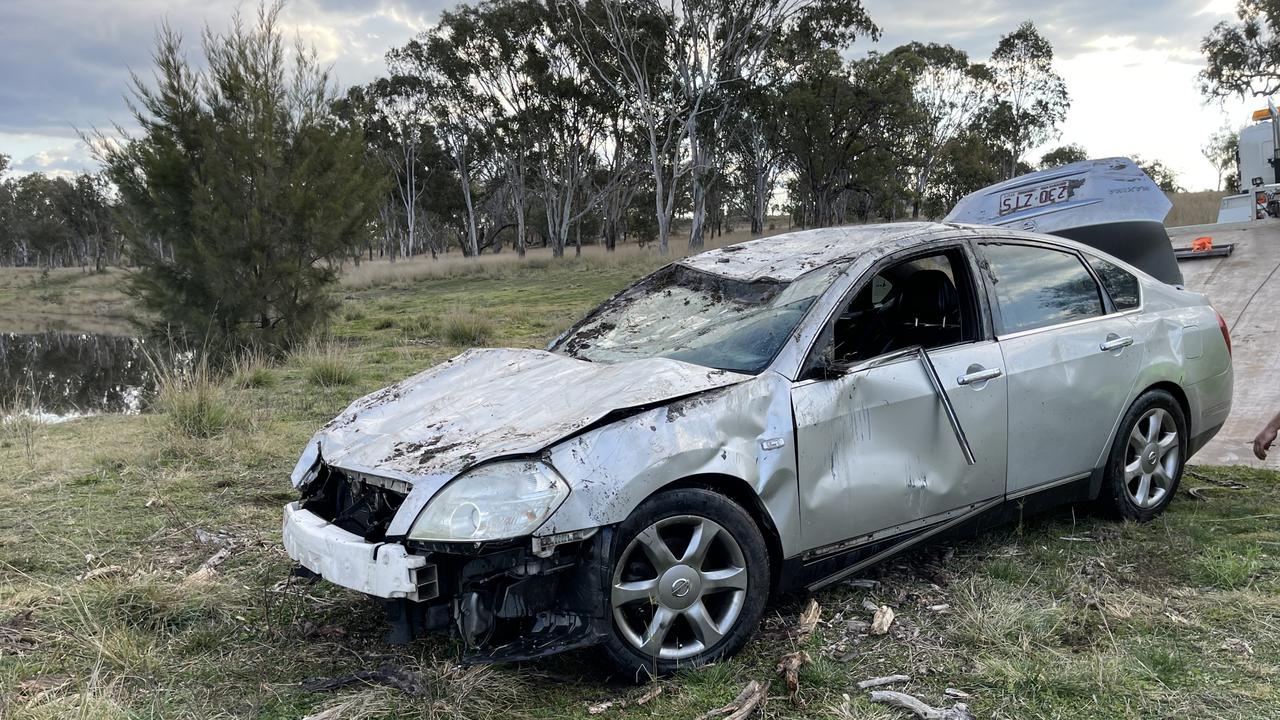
[
  {"x1": 1100, "y1": 389, "x2": 1187, "y2": 522},
  {"x1": 600, "y1": 487, "x2": 770, "y2": 677}
]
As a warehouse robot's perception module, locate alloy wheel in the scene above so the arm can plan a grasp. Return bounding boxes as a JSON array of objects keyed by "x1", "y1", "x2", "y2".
[
  {"x1": 611, "y1": 515, "x2": 749, "y2": 661},
  {"x1": 1124, "y1": 407, "x2": 1180, "y2": 509}
]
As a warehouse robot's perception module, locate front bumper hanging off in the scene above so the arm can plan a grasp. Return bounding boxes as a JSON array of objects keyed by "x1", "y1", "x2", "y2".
[
  {"x1": 282, "y1": 502, "x2": 438, "y2": 601},
  {"x1": 281, "y1": 502, "x2": 613, "y2": 662}
]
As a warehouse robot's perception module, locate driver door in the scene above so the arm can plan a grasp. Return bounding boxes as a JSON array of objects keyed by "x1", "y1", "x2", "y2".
[{"x1": 790, "y1": 246, "x2": 1008, "y2": 553}]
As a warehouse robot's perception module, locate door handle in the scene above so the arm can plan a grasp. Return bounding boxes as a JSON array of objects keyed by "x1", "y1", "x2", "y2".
[
  {"x1": 1100, "y1": 335, "x2": 1134, "y2": 352},
  {"x1": 957, "y1": 367, "x2": 1003, "y2": 385}
]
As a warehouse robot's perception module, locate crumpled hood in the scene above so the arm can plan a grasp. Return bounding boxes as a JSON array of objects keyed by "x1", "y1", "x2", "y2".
[{"x1": 291, "y1": 348, "x2": 749, "y2": 486}]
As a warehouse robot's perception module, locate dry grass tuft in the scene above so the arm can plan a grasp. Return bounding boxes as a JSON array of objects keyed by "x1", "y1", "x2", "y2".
[
  {"x1": 296, "y1": 340, "x2": 359, "y2": 388},
  {"x1": 229, "y1": 346, "x2": 276, "y2": 389},
  {"x1": 151, "y1": 356, "x2": 245, "y2": 439},
  {"x1": 439, "y1": 313, "x2": 495, "y2": 347},
  {"x1": 1, "y1": 386, "x2": 44, "y2": 465}
]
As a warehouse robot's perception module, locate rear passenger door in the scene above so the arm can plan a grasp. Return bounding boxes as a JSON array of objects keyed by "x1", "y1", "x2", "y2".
[{"x1": 979, "y1": 242, "x2": 1144, "y2": 496}]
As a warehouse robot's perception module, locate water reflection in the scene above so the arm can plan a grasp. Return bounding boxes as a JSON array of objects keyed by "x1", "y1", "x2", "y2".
[{"x1": 0, "y1": 332, "x2": 155, "y2": 419}]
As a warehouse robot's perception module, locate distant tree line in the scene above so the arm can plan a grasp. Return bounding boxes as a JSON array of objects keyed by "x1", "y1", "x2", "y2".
[
  {"x1": 341, "y1": 3, "x2": 1071, "y2": 258},
  {"x1": 3, "y1": 1, "x2": 1082, "y2": 348},
  {"x1": 1, "y1": 2, "x2": 1075, "y2": 272},
  {"x1": 0, "y1": 154, "x2": 121, "y2": 269}
]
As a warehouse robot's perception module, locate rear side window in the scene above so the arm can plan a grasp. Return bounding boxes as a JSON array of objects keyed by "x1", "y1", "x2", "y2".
[
  {"x1": 1086, "y1": 254, "x2": 1141, "y2": 310},
  {"x1": 982, "y1": 244, "x2": 1104, "y2": 334}
]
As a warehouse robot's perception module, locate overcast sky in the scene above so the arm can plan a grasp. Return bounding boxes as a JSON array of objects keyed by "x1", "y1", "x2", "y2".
[{"x1": 0, "y1": 0, "x2": 1260, "y2": 190}]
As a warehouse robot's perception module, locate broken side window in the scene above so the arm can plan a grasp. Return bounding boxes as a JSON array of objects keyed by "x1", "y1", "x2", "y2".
[
  {"x1": 554, "y1": 262, "x2": 849, "y2": 374},
  {"x1": 821, "y1": 249, "x2": 979, "y2": 367}
]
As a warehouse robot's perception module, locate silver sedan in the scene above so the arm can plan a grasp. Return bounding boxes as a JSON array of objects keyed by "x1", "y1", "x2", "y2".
[{"x1": 282, "y1": 222, "x2": 1233, "y2": 674}]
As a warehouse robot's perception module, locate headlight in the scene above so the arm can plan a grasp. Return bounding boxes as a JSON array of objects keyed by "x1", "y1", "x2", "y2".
[{"x1": 407, "y1": 460, "x2": 569, "y2": 542}]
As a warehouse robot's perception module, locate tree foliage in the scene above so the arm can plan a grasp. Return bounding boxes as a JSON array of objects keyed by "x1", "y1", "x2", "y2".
[
  {"x1": 987, "y1": 21, "x2": 1070, "y2": 178},
  {"x1": 1201, "y1": 0, "x2": 1280, "y2": 99},
  {"x1": 0, "y1": 169, "x2": 120, "y2": 269},
  {"x1": 4, "y1": 2, "x2": 1088, "y2": 288},
  {"x1": 91, "y1": 2, "x2": 383, "y2": 348},
  {"x1": 891, "y1": 42, "x2": 993, "y2": 218},
  {"x1": 1132, "y1": 155, "x2": 1183, "y2": 193},
  {"x1": 1039, "y1": 144, "x2": 1089, "y2": 169},
  {"x1": 1203, "y1": 126, "x2": 1241, "y2": 191}
]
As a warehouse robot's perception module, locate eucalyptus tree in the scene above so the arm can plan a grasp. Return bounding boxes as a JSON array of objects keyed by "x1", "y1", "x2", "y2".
[
  {"x1": 1201, "y1": 0, "x2": 1280, "y2": 99},
  {"x1": 559, "y1": 0, "x2": 876, "y2": 251},
  {"x1": 891, "y1": 43, "x2": 993, "y2": 219},
  {"x1": 1203, "y1": 127, "x2": 1239, "y2": 192},
  {"x1": 557, "y1": 0, "x2": 683, "y2": 253},
  {"x1": 726, "y1": 84, "x2": 786, "y2": 235},
  {"x1": 336, "y1": 79, "x2": 432, "y2": 260},
  {"x1": 1038, "y1": 143, "x2": 1089, "y2": 169},
  {"x1": 531, "y1": 23, "x2": 632, "y2": 257},
  {"x1": 987, "y1": 21, "x2": 1070, "y2": 179},
  {"x1": 779, "y1": 49, "x2": 917, "y2": 227},
  {"x1": 57, "y1": 173, "x2": 119, "y2": 270},
  {"x1": 388, "y1": 0, "x2": 554, "y2": 257}
]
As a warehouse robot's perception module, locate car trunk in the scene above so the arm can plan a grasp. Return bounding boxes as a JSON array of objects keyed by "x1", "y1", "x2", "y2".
[{"x1": 945, "y1": 157, "x2": 1184, "y2": 285}]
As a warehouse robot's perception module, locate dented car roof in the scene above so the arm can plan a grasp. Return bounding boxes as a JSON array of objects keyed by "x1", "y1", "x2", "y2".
[{"x1": 679, "y1": 222, "x2": 942, "y2": 282}]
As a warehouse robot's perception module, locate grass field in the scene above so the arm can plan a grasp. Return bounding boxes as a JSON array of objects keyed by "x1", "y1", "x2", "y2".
[
  {"x1": 1166, "y1": 191, "x2": 1228, "y2": 228},
  {"x1": 3, "y1": 248, "x2": 1280, "y2": 719}
]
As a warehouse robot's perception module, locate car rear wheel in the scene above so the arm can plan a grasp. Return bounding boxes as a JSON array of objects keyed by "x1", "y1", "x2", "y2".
[
  {"x1": 601, "y1": 487, "x2": 769, "y2": 677},
  {"x1": 1101, "y1": 389, "x2": 1186, "y2": 522}
]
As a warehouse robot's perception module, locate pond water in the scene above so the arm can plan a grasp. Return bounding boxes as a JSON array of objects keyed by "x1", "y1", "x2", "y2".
[{"x1": 0, "y1": 331, "x2": 155, "y2": 421}]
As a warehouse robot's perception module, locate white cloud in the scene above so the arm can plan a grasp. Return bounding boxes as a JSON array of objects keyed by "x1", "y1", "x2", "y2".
[{"x1": 1041, "y1": 41, "x2": 1252, "y2": 190}]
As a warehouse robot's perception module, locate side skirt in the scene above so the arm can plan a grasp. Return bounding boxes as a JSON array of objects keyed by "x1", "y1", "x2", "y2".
[{"x1": 778, "y1": 473, "x2": 1095, "y2": 594}]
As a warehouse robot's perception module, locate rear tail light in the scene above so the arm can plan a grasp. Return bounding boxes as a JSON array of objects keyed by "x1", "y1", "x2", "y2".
[{"x1": 1215, "y1": 309, "x2": 1232, "y2": 357}]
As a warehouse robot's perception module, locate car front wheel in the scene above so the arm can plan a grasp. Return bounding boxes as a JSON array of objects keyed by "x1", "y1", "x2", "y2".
[
  {"x1": 601, "y1": 487, "x2": 769, "y2": 677},
  {"x1": 1101, "y1": 389, "x2": 1187, "y2": 522}
]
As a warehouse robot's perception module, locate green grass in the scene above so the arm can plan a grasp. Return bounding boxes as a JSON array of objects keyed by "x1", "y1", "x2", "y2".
[
  {"x1": 297, "y1": 341, "x2": 359, "y2": 388},
  {"x1": 439, "y1": 312, "x2": 495, "y2": 346},
  {"x1": 151, "y1": 358, "x2": 246, "y2": 439},
  {"x1": 3, "y1": 256, "x2": 1280, "y2": 718}
]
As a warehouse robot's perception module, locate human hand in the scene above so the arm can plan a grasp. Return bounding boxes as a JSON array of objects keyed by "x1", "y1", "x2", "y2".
[{"x1": 1254, "y1": 424, "x2": 1278, "y2": 460}]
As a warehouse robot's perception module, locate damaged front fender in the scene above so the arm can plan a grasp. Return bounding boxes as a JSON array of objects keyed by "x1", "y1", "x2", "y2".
[{"x1": 539, "y1": 371, "x2": 801, "y2": 557}]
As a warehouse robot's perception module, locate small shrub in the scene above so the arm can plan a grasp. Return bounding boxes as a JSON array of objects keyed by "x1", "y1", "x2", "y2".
[
  {"x1": 298, "y1": 340, "x2": 359, "y2": 388},
  {"x1": 1132, "y1": 645, "x2": 1189, "y2": 684},
  {"x1": 0, "y1": 385, "x2": 43, "y2": 464},
  {"x1": 400, "y1": 315, "x2": 435, "y2": 338},
  {"x1": 441, "y1": 313, "x2": 495, "y2": 346},
  {"x1": 229, "y1": 348, "x2": 275, "y2": 389},
  {"x1": 152, "y1": 358, "x2": 243, "y2": 439},
  {"x1": 1192, "y1": 546, "x2": 1261, "y2": 589},
  {"x1": 373, "y1": 317, "x2": 396, "y2": 330}
]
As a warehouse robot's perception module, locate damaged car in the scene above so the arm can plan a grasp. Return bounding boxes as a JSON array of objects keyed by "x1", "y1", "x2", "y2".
[{"x1": 283, "y1": 220, "x2": 1232, "y2": 675}]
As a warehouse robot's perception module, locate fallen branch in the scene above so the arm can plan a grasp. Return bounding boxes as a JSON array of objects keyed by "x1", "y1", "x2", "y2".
[
  {"x1": 695, "y1": 680, "x2": 770, "y2": 720},
  {"x1": 198, "y1": 547, "x2": 232, "y2": 572},
  {"x1": 870, "y1": 605, "x2": 895, "y2": 635},
  {"x1": 795, "y1": 598, "x2": 820, "y2": 640},
  {"x1": 301, "y1": 665, "x2": 426, "y2": 697},
  {"x1": 76, "y1": 565, "x2": 124, "y2": 582},
  {"x1": 869, "y1": 690, "x2": 975, "y2": 720},
  {"x1": 635, "y1": 685, "x2": 663, "y2": 705},
  {"x1": 776, "y1": 650, "x2": 811, "y2": 698},
  {"x1": 857, "y1": 674, "x2": 910, "y2": 690},
  {"x1": 183, "y1": 547, "x2": 234, "y2": 586}
]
